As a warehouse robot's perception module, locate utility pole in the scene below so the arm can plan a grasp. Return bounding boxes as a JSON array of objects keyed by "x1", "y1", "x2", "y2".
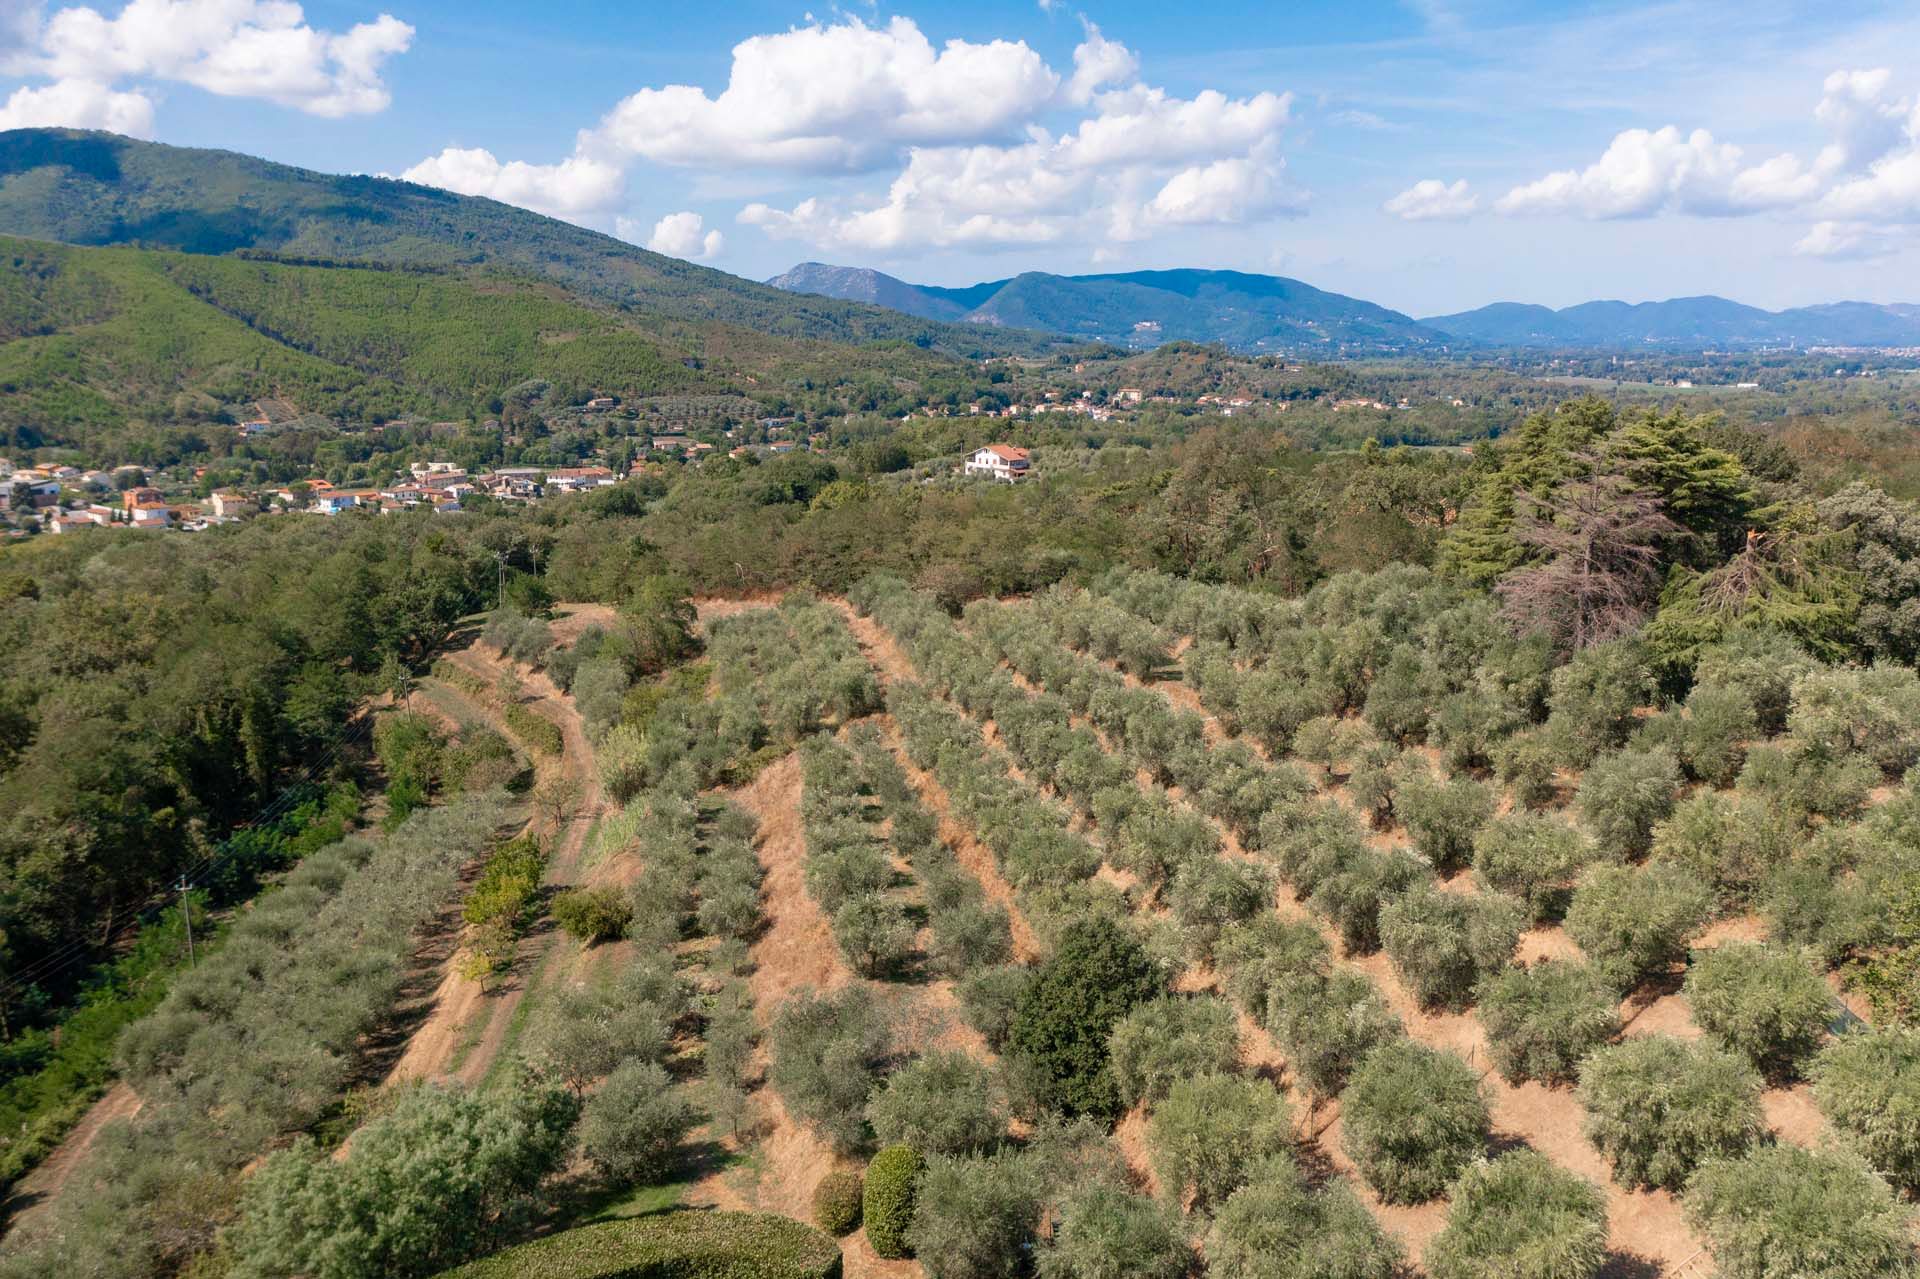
[{"x1": 178, "y1": 877, "x2": 195, "y2": 966}]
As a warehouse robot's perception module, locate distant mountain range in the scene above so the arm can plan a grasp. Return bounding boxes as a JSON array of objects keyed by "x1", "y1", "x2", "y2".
[
  {"x1": 767, "y1": 263, "x2": 1450, "y2": 354},
  {"x1": 1421, "y1": 297, "x2": 1920, "y2": 349},
  {"x1": 772, "y1": 261, "x2": 1920, "y2": 353}
]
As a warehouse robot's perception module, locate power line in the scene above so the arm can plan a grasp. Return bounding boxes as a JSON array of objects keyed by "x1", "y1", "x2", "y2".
[{"x1": 0, "y1": 711, "x2": 377, "y2": 1002}]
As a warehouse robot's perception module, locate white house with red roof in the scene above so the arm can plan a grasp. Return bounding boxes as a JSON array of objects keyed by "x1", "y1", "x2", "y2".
[{"x1": 963, "y1": 443, "x2": 1031, "y2": 481}]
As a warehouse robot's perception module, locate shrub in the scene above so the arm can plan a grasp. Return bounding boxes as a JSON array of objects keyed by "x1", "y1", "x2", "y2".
[
  {"x1": 550, "y1": 886, "x2": 633, "y2": 944},
  {"x1": 1575, "y1": 747, "x2": 1680, "y2": 858},
  {"x1": 811, "y1": 1168, "x2": 864, "y2": 1236},
  {"x1": 958, "y1": 964, "x2": 1030, "y2": 1051},
  {"x1": 1166, "y1": 857, "x2": 1272, "y2": 961},
  {"x1": 430, "y1": 1211, "x2": 843, "y2": 1279},
  {"x1": 231, "y1": 1076, "x2": 579, "y2": 1279},
  {"x1": 1108, "y1": 994, "x2": 1240, "y2": 1107},
  {"x1": 1685, "y1": 943, "x2": 1832, "y2": 1080},
  {"x1": 863, "y1": 1145, "x2": 923, "y2": 1259},
  {"x1": 1206, "y1": 1156, "x2": 1401, "y2": 1279},
  {"x1": 577, "y1": 1061, "x2": 698, "y2": 1186},
  {"x1": 770, "y1": 986, "x2": 891, "y2": 1153},
  {"x1": 1677, "y1": 682, "x2": 1759, "y2": 786},
  {"x1": 906, "y1": 1151, "x2": 1040, "y2": 1279},
  {"x1": 1341, "y1": 1041, "x2": 1489, "y2": 1204},
  {"x1": 1494, "y1": 731, "x2": 1561, "y2": 811},
  {"x1": 1264, "y1": 969, "x2": 1401, "y2": 1099},
  {"x1": 832, "y1": 893, "x2": 915, "y2": 978},
  {"x1": 503, "y1": 703, "x2": 564, "y2": 757},
  {"x1": 1396, "y1": 769, "x2": 1496, "y2": 873},
  {"x1": 1378, "y1": 885, "x2": 1522, "y2": 1011},
  {"x1": 1684, "y1": 1145, "x2": 1915, "y2": 1279},
  {"x1": 928, "y1": 901, "x2": 1013, "y2": 976},
  {"x1": 1544, "y1": 639, "x2": 1653, "y2": 767},
  {"x1": 1309, "y1": 847, "x2": 1426, "y2": 953},
  {"x1": 1564, "y1": 862, "x2": 1712, "y2": 991},
  {"x1": 1693, "y1": 629, "x2": 1816, "y2": 735},
  {"x1": 1478, "y1": 960, "x2": 1619, "y2": 1086},
  {"x1": 1810, "y1": 1027, "x2": 1920, "y2": 1194},
  {"x1": 1006, "y1": 918, "x2": 1162, "y2": 1121},
  {"x1": 1652, "y1": 792, "x2": 1793, "y2": 910},
  {"x1": 1576, "y1": 1035, "x2": 1763, "y2": 1190},
  {"x1": 1473, "y1": 814, "x2": 1596, "y2": 922},
  {"x1": 1737, "y1": 741, "x2": 1877, "y2": 829},
  {"x1": 1147, "y1": 1072, "x2": 1292, "y2": 1214},
  {"x1": 1425, "y1": 1151, "x2": 1608, "y2": 1279},
  {"x1": 866, "y1": 1051, "x2": 1008, "y2": 1157},
  {"x1": 1038, "y1": 1182, "x2": 1194, "y2": 1279},
  {"x1": 1785, "y1": 664, "x2": 1920, "y2": 779}
]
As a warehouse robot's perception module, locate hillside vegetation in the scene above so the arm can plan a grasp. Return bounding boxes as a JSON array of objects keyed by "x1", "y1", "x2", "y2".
[
  {"x1": 0, "y1": 235, "x2": 994, "y2": 450},
  {"x1": 0, "y1": 129, "x2": 1048, "y2": 356}
]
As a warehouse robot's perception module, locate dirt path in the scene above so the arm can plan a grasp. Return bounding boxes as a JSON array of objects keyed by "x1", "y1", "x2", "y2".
[
  {"x1": 384, "y1": 635, "x2": 605, "y2": 1088},
  {"x1": 1, "y1": 1082, "x2": 142, "y2": 1234}
]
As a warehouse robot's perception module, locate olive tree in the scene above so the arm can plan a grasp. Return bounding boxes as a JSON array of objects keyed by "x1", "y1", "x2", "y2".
[
  {"x1": 1147, "y1": 1072, "x2": 1292, "y2": 1214},
  {"x1": 1809, "y1": 1026, "x2": 1920, "y2": 1194},
  {"x1": 1473, "y1": 813, "x2": 1598, "y2": 922},
  {"x1": 1425, "y1": 1151, "x2": 1608, "y2": 1279},
  {"x1": 1684, "y1": 943, "x2": 1832, "y2": 1080},
  {"x1": 1108, "y1": 994, "x2": 1241, "y2": 1108},
  {"x1": 1038, "y1": 1182, "x2": 1194, "y2": 1279},
  {"x1": 1575, "y1": 747, "x2": 1680, "y2": 859},
  {"x1": 1576, "y1": 1035, "x2": 1763, "y2": 1190},
  {"x1": 1341, "y1": 1041, "x2": 1490, "y2": 1204},
  {"x1": 1685, "y1": 1145, "x2": 1915, "y2": 1279},
  {"x1": 1264, "y1": 969, "x2": 1402, "y2": 1100},
  {"x1": 1379, "y1": 885, "x2": 1523, "y2": 1011},
  {"x1": 866, "y1": 1050, "x2": 1009, "y2": 1156},
  {"x1": 1477, "y1": 960, "x2": 1619, "y2": 1086},
  {"x1": 1564, "y1": 862, "x2": 1712, "y2": 991},
  {"x1": 907, "y1": 1152, "x2": 1042, "y2": 1279},
  {"x1": 1205, "y1": 1156, "x2": 1401, "y2": 1279}
]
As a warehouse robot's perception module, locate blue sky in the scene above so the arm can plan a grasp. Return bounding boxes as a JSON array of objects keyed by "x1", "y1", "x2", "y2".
[{"x1": 2, "y1": 0, "x2": 1918, "y2": 314}]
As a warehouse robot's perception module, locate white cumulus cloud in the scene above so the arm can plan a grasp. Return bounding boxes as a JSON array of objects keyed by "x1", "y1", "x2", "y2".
[
  {"x1": 1384, "y1": 178, "x2": 1477, "y2": 220},
  {"x1": 0, "y1": 76, "x2": 152, "y2": 134},
  {"x1": 1496, "y1": 126, "x2": 1811, "y2": 218},
  {"x1": 640, "y1": 210, "x2": 724, "y2": 260},
  {"x1": 0, "y1": 0, "x2": 410, "y2": 132},
  {"x1": 400, "y1": 147, "x2": 624, "y2": 221},
  {"x1": 1063, "y1": 21, "x2": 1135, "y2": 106},
  {"x1": 1146, "y1": 144, "x2": 1302, "y2": 226},
  {"x1": 595, "y1": 16, "x2": 1058, "y2": 174},
  {"x1": 1793, "y1": 220, "x2": 1904, "y2": 260}
]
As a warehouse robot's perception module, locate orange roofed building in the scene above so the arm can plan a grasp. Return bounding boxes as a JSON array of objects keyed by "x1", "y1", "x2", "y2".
[{"x1": 963, "y1": 443, "x2": 1031, "y2": 482}]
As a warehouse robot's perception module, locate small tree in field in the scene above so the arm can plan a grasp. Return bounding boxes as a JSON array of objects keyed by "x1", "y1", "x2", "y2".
[
  {"x1": 1379, "y1": 885, "x2": 1523, "y2": 1011},
  {"x1": 1576, "y1": 1035, "x2": 1762, "y2": 1190},
  {"x1": 1564, "y1": 862, "x2": 1712, "y2": 991},
  {"x1": 1206, "y1": 1156, "x2": 1401, "y2": 1279},
  {"x1": 1265, "y1": 968, "x2": 1402, "y2": 1100},
  {"x1": 1810, "y1": 1026, "x2": 1920, "y2": 1195},
  {"x1": 1685, "y1": 1145, "x2": 1915, "y2": 1279},
  {"x1": 551, "y1": 886, "x2": 632, "y2": 943},
  {"x1": 908, "y1": 1152, "x2": 1040, "y2": 1279},
  {"x1": 1684, "y1": 943, "x2": 1832, "y2": 1080},
  {"x1": 1575, "y1": 746, "x2": 1680, "y2": 859},
  {"x1": 866, "y1": 1050, "x2": 1008, "y2": 1157},
  {"x1": 1473, "y1": 813, "x2": 1597, "y2": 922},
  {"x1": 1108, "y1": 994, "x2": 1240, "y2": 1108},
  {"x1": 1426, "y1": 1151, "x2": 1608, "y2": 1279},
  {"x1": 1396, "y1": 769, "x2": 1496, "y2": 873},
  {"x1": 1147, "y1": 1072, "x2": 1292, "y2": 1215},
  {"x1": 1342, "y1": 1041, "x2": 1489, "y2": 1204},
  {"x1": 1038, "y1": 1182, "x2": 1193, "y2": 1279},
  {"x1": 1478, "y1": 960, "x2": 1619, "y2": 1086},
  {"x1": 577, "y1": 1060, "x2": 698, "y2": 1184}
]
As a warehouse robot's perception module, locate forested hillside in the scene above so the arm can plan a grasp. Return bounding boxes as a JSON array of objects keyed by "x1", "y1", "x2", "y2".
[
  {"x1": 0, "y1": 236, "x2": 997, "y2": 452},
  {"x1": 0, "y1": 129, "x2": 1051, "y2": 355}
]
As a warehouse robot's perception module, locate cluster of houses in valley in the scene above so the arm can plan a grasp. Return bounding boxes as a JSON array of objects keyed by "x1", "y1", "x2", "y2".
[{"x1": 9, "y1": 458, "x2": 624, "y2": 536}]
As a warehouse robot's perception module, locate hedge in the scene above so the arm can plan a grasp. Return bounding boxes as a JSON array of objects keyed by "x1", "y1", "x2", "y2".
[
  {"x1": 812, "y1": 1169, "x2": 864, "y2": 1237},
  {"x1": 431, "y1": 1211, "x2": 843, "y2": 1278},
  {"x1": 505, "y1": 702, "x2": 565, "y2": 757},
  {"x1": 864, "y1": 1145, "x2": 923, "y2": 1259}
]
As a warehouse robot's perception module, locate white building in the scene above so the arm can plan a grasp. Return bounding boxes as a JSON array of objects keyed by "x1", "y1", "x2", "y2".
[{"x1": 963, "y1": 444, "x2": 1031, "y2": 482}]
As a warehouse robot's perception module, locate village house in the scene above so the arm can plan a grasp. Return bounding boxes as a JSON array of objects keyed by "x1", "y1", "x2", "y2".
[
  {"x1": 964, "y1": 443, "x2": 1031, "y2": 482},
  {"x1": 128, "y1": 502, "x2": 173, "y2": 527},
  {"x1": 544, "y1": 466, "x2": 618, "y2": 493},
  {"x1": 208, "y1": 491, "x2": 254, "y2": 520}
]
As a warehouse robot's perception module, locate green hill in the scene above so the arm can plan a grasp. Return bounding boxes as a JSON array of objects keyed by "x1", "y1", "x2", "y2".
[
  {"x1": 0, "y1": 128, "x2": 1051, "y2": 357},
  {"x1": 0, "y1": 235, "x2": 988, "y2": 451}
]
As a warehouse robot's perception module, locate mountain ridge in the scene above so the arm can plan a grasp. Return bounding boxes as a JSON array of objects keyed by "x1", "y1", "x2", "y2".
[
  {"x1": 767, "y1": 262, "x2": 1452, "y2": 353},
  {"x1": 1422, "y1": 294, "x2": 1920, "y2": 348}
]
